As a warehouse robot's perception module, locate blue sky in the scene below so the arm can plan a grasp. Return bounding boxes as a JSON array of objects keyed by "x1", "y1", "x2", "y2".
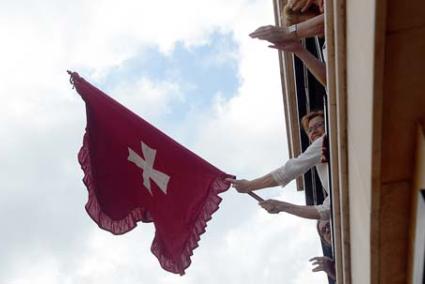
[
  {"x1": 89, "y1": 32, "x2": 240, "y2": 144},
  {"x1": 112, "y1": 32, "x2": 237, "y2": 123},
  {"x1": 102, "y1": 32, "x2": 239, "y2": 101}
]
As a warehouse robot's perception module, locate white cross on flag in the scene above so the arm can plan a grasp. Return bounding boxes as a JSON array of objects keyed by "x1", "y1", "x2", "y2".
[{"x1": 128, "y1": 142, "x2": 170, "y2": 195}]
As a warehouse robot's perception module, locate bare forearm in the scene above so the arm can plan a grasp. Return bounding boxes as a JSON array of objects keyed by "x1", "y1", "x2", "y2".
[
  {"x1": 296, "y1": 14, "x2": 324, "y2": 39},
  {"x1": 249, "y1": 174, "x2": 278, "y2": 191},
  {"x1": 294, "y1": 48, "x2": 327, "y2": 86},
  {"x1": 280, "y1": 203, "x2": 321, "y2": 219},
  {"x1": 226, "y1": 174, "x2": 279, "y2": 193}
]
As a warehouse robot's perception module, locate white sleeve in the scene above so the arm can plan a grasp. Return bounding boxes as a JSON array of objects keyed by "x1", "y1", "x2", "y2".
[
  {"x1": 315, "y1": 195, "x2": 331, "y2": 220},
  {"x1": 270, "y1": 136, "x2": 323, "y2": 187}
]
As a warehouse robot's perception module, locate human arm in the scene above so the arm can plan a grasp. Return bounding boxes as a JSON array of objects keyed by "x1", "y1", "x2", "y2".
[
  {"x1": 309, "y1": 256, "x2": 336, "y2": 280},
  {"x1": 249, "y1": 25, "x2": 296, "y2": 44},
  {"x1": 288, "y1": 0, "x2": 315, "y2": 12},
  {"x1": 293, "y1": 45, "x2": 326, "y2": 86},
  {"x1": 225, "y1": 174, "x2": 278, "y2": 193},
  {"x1": 259, "y1": 199, "x2": 321, "y2": 219},
  {"x1": 315, "y1": 195, "x2": 331, "y2": 220},
  {"x1": 271, "y1": 135, "x2": 323, "y2": 186},
  {"x1": 295, "y1": 14, "x2": 324, "y2": 38},
  {"x1": 227, "y1": 136, "x2": 323, "y2": 193},
  {"x1": 249, "y1": 14, "x2": 324, "y2": 43},
  {"x1": 288, "y1": 0, "x2": 325, "y2": 13},
  {"x1": 269, "y1": 40, "x2": 326, "y2": 87}
]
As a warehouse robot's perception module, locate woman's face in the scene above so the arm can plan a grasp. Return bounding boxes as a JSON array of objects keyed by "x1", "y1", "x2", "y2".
[
  {"x1": 307, "y1": 116, "x2": 325, "y2": 142},
  {"x1": 318, "y1": 220, "x2": 332, "y2": 245}
]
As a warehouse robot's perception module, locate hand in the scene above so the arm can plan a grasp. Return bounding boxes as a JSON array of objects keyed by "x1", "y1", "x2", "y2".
[
  {"x1": 225, "y1": 178, "x2": 253, "y2": 193},
  {"x1": 259, "y1": 199, "x2": 286, "y2": 214},
  {"x1": 317, "y1": 0, "x2": 324, "y2": 12},
  {"x1": 268, "y1": 40, "x2": 304, "y2": 53},
  {"x1": 309, "y1": 256, "x2": 335, "y2": 279},
  {"x1": 249, "y1": 25, "x2": 296, "y2": 44},
  {"x1": 288, "y1": 0, "x2": 315, "y2": 12}
]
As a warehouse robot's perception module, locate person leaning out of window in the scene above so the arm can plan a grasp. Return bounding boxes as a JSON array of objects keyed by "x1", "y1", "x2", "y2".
[{"x1": 226, "y1": 110, "x2": 331, "y2": 221}]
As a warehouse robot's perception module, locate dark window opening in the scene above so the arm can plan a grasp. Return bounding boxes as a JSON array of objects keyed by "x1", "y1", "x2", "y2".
[{"x1": 293, "y1": 35, "x2": 334, "y2": 284}]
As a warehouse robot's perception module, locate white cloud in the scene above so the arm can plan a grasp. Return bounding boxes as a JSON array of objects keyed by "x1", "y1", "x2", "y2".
[
  {"x1": 0, "y1": 0, "x2": 327, "y2": 283},
  {"x1": 6, "y1": 254, "x2": 62, "y2": 284},
  {"x1": 110, "y1": 76, "x2": 184, "y2": 119}
]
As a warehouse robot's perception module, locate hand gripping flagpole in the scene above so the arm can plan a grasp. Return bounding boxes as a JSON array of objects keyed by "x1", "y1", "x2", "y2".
[{"x1": 226, "y1": 176, "x2": 265, "y2": 202}]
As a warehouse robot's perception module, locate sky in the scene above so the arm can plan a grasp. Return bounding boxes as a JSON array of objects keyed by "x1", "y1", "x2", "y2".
[{"x1": 0, "y1": 0, "x2": 326, "y2": 283}]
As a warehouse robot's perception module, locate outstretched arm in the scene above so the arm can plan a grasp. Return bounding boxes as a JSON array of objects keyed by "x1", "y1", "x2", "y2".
[
  {"x1": 225, "y1": 174, "x2": 278, "y2": 193},
  {"x1": 288, "y1": 0, "x2": 316, "y2": 12},
  {"x1": 260, "y1": 199, "x2": 321, "y2": 219},
  {"x1": 249, "y1": 14, "x2": 324, "y2": 44},
  {"x1": 293, "y1": 47, "x2": 326, "y2": 86},
  {"x1": 269, "y1": 40, "x2": 326, "y2": 87},
  {"x1": 296, "y1": 14, "x2": 324, "y2": 38},
  {"x1": 227, "y1": 136, "x2": 324, "y2": 194}
]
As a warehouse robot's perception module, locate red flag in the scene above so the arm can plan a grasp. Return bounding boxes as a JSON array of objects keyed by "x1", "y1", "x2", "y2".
[{"x1": 69, "y1": 71, "x2": 232, "y2": 275}]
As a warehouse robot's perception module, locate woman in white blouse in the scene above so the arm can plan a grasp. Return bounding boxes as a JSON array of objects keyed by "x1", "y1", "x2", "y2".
[{"x1": 226, "y1": 110, "x2": 330, "y2": 220}]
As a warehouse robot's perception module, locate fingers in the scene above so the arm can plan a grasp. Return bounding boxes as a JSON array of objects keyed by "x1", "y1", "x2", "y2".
[
  {"x1": 310, "y1": 256, "x2": 334, "y2": 275},
  {"x1": 225, "y1": 177, "x2": 236, "y2": 184},
  {"x1": 312, "y1": 262, "x2": 331, "y2": 272},
  {"x1": 268, "y1": 43, "x2": 288, "y2": 50},
  {"x1": 249, "y1": 25, "x2": 295, "y2": 44},
  {"x1": 260, "y1": 202, "x2": 271, "y2": 210},
  {"x1": 259, "y1": 200, "x2": 280, "y2": 214},
  {"x1": 225, "y1": 178, "x2": 251, "y2": 193},
  {"x1": 318, "y1": 0, "x2": 324, "y2": 12},
  {"x1": 287, "y1": 0, "x2": 295, "y2": 9},
  {"x1": 301, "y1": 0, "x2": 314, "y2": 12},
  {"x1": 311, "y1": 262, "x2": 325, "y2": 272},
  {"x1": 267, "y1": 44, "x2": 300, "y2": 53},
  {"x1": 292, "y1": 0, "x2": 305, "y2": 11},
  {"x1": 312, "y1": 266, "x2": 324, "y2": 272},
  {"x1": 309, "y1": 256, "x2": 325, "y2": 265},
  {"x1": 310, "y1": 256, "x2": 333, "y2": 269},
  {"x1": 249, "y1": 25, "x2": 274, "y2": 38},
  {"x1": 250, "y1": 26, "x2": 284, "y2": 40},
  {"x1": 224, "y1": 177, "x2": 238, "y2": 188},
  {"x1": 264, "y1": 208, "x2": 280, "y2": 214},
  {"x1": 309, "y1": 256, "x2": 331, "y2": 262},
  {"x1": 259, "y1": 199, "x2": 275, "y2": 207},
  {"x1": 267, "y1": 44, "x2": 290, "y2": 51},
  {"x1": 225, "y1": 177, "x2": 243, "y2": 187}
]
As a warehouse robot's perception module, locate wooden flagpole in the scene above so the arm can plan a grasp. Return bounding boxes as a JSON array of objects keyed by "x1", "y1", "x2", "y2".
[{"x1": 247, "y1": 191, "x2": 264, "y2": 202}]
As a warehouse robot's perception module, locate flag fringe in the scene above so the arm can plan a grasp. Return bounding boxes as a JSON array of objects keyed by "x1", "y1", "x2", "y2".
[
  {"x1": 80, "y1": 129, "x2": 230, "y2": 274},
  {"x1": 151, "y1": 176, "x2": 229, "y2": 275},
  {"x1": 74, "y1": 70, "x2": 232, "y2": 275},
  {"x1": 79, "y1": 133, "x2": 153, "y2": 235}
]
